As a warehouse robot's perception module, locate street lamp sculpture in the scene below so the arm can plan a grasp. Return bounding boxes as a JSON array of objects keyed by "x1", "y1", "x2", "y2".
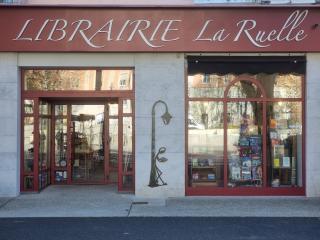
[{"x1": 148, "y1": 100, "x2": 172, "y2": 188}]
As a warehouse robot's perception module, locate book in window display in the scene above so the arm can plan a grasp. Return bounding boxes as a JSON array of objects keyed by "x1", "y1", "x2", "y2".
[
  {"x1": 190, "y1": 156, "x2": 218, "y2": 187},
  {"x1": 282, "y1": 156, "x2": 291, "y2": 168},
  {"x1": 229, "y1": 135, "x2": 262, "y2": 186},
  {"x1": 269, "y1": 119, "x2": 297, "y2": 186},
  {"x1": 231, "y1": 166, "x2": 241, "y2": 180}
]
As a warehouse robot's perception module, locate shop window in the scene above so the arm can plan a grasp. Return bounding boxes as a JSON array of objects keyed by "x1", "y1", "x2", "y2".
[
  {"x1": 188, "y1": 101, "x2": 224, "y2": 187},
  {"x1": 267, "y1": 102, "x2": 303, "y2": 187},
  {"x1": 187, "y1": 56, "x2": 305, "y2": 193},
  {"x1": 188, "y1": 74, "x2": 232, "y2": 98},
  {"x1": 227, "y1": 101, "x2": 263, "y2": 187},
  {"x1": 24, "y1": 69, "x2": 133, "y2": 91}
]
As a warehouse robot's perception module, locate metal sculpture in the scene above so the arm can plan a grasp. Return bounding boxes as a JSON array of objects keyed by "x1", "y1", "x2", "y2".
[{"x1": 148, "y1": 100, "x2": 172, "y2": 188}]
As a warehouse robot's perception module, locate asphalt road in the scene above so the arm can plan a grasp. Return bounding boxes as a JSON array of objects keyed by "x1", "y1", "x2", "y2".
[{"x1": 0, "y1": 217, "x2": 320, "y2": 240}]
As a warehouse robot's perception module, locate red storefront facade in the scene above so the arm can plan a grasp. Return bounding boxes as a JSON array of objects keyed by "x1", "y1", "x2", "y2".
[{"x1": 0, "y1": 5, "x2": 320, "y2": 197}]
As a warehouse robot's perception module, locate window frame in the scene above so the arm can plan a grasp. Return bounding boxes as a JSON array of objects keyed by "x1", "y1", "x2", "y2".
[{"x1": 186, "y1": 67, "x2": 305, "y2": 196}]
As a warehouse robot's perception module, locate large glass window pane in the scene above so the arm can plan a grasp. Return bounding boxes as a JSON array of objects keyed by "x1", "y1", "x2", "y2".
[
  {"x1": 123, "y1": 117, "x2": 133, "y2": 173},
  {"x1": 188, "y1": 101, "x2": 224, "y2": 187},
  {"x1": 228, "y1": 81, "x2": 262, "y2": 98},
  {"x1": 256, "y1": 73, "x2": 302, "y2": 98},
  {"x1": 24, "y1": 117, "x2": 34, "y2": 173},
  {"x1": 101, "y1": 70, "x2": 133, "y2": 90},
  {"x1": 25, "y1": 69, "x2": 134, "y2": 91},
  {"x1": 188, "y1": 74, "x2": 233, "y2": 98},
  {"x1": 189, "y1": 73, "x2": 302, "y2": 99},
  {"x1": 24, "y1": 70, "x2": 96, "y2": 91},
  {"x1": 109, "y1": 119, "x2": 118, "y2": 183},
  {"x1": 227, "y1": 102, "x2": 263, "y2": 187},
  {"x1": 39, "y1": 118, "x2": 51, "y2": 189},
  {"x1": 267, "y1": 102, "x2": 302, "y2": 187}
]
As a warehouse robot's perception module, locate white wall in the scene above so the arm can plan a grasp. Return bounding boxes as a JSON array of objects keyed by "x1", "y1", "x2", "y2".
[
  {"x1": 306, "y1": 53, "x2": 320, "y2": 197},
  {"x1": 0, "y1": 53, "x2": 19, "y2": 197},
  {"x1": 135, "y1": 53, "x2": 185, "y2": 198}
]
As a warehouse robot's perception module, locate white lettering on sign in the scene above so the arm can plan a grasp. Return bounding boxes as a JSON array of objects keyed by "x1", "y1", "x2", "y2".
[
  {"x1": 13, "y1": 18, "x2": 182, "y2": 48},
  {"x1": 233, "y1": 10, "x2": 308, "y2": 47},
  {"x1": 194, "y1": 20, "x2": 230, "y2": 42},
  {"x1": 13, "y1": 10, "x2": 309, "y2": 49}
]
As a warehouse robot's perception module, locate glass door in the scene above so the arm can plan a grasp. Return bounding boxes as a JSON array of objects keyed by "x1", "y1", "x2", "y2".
[
  {"x1": 70, "y1": 104, "x2": 106, "y2": 183},
  {"x1": 50, "y1": 100, "x2": 134, "y2": 191}
]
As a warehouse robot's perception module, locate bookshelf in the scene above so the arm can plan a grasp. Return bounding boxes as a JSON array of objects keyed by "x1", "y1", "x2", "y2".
[{"x1": 190, "y1": 156, "x2": 222, "y2": 187}]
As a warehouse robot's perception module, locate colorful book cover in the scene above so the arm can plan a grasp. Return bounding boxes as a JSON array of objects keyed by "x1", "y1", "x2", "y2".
[
  {"x1": 242, "y1": 158, "x2": 252, "y2": 168},
  {"x1": 241, "y1": 171, "x2": 252, "y2": 180},
  {"x1": 239, "y1": 137, "x2": 250, "y2": 146},
  {"x1": 240, "y1": 147, "x2": 251, "y2": 157},
  {"x1": 207, "y1": 173, "x2": 216, "y2": 180},
  {"x1": 282, "y1": 156, "x2": 291, "y2": 168},
  {"x1": 252, "y1": 159, "x2": 262, "y2": 167},
  {"x1": 249, "y1": 136, "x2": 261, "y2": 146}
]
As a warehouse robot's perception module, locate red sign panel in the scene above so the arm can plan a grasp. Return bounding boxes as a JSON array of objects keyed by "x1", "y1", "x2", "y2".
[{"x1": 0, "y1": 7, "x2": 320, "y2": 52}]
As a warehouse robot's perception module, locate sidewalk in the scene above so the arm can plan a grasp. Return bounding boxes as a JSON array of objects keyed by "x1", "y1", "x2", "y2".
[{"x1": 0, "y1": 185, "x2": 319, "y2": 217}]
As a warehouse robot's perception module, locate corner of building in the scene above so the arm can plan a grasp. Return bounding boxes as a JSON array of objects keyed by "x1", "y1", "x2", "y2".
[
  {"x1": 306, "y1": 53, "x2": 320, "y2": 197},
  {"x1": 0, "y1": 52, "x2": 20, "y2": 197}
]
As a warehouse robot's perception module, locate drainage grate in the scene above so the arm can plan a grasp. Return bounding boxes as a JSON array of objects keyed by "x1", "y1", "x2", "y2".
[{"x1": 132, "y1": 201, "x2": 149, "y2": 205}]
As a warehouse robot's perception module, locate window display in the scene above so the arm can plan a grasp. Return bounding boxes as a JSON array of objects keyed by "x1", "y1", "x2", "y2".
[
  {"x1": 267, "y1": 102, "x2": 302, "y2": 187},
  {"x1": 227, "y1": 102, "x2": 263, "y2": 187},
  {"x1": 187, "y1": 56, "x2": 304, "y2": 194},
  {"x1": 188, "y1": 101, "x2": 224, "y2": 187}
]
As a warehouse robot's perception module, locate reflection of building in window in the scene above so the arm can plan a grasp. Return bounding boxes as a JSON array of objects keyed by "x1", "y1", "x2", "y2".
[
  {"x1": 119, "y1": 72, "x2": 129, "y2": 89},
  {"x1": 202, "y1": 74, "x2": 210, "y2": 84}
]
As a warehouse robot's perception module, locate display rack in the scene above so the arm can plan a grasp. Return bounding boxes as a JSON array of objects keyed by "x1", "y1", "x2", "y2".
[{"x1": 229, "y1": 135, "x2": 263, "y2": 187}]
